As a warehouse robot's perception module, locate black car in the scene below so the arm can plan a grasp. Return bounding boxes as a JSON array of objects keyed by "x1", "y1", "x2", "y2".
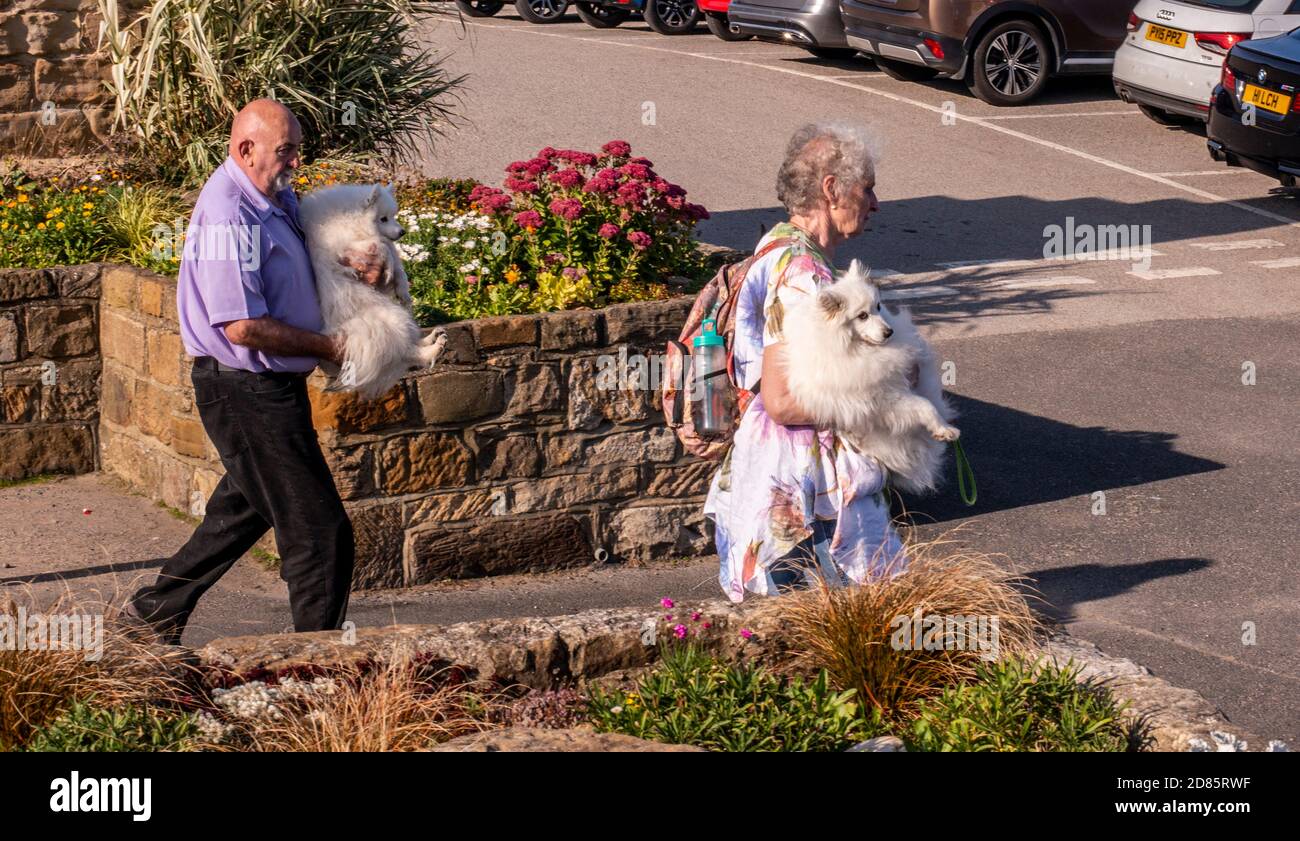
[{"x1": 1207, "y1": 28, "x2": 1300, "y2": 188}]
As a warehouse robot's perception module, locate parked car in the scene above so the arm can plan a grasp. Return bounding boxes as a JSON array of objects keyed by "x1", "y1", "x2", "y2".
[
  {"x1": 838, "y1": 0, "x2": 1136, "y2": 105},
  {"x1": 1115, "y1": 1, "x2": 1300, "y2": 125},
  {"x1": 699, "y1": 0, "x2": 753, "y2": 40},
  {"x1": 726, "y1": 0, "x2": 859, "y2": 59},
  {"x1": 1207, "y1": 27, "x2": 1300, "y2": 187},
  {"x1": 575, "y1": 0, "x2": 700, "y2": 33}
]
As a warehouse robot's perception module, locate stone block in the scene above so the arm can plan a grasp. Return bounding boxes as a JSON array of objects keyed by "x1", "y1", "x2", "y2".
[
  {"x1": 540, "y1": 309, "x2": 602, "y2": 351},
  {"x1": 0, "y1": 423, "x2": 95, "y2": 481},
  {"x1": 0, "y1": 268, "x2": 55, "y2": 303},
  {"x1": 376, "y1": 432, "x2": 473, "y2": 494},
  {"x1": 145, "y1": 326, "x2": 182, "y2": 387},
  {"x1": 404, "y1": 512, "x2": 592, "y2": 584},
  {"x1": 347, "y1": 501, "x2": 406, "y2": 590},
  {"x1": 506, "y1": 362, "x2": 562, "y2": 416},
  {"x1": 603, "y1": 503, "x2": 712, "y2": 563},
  {"x1": 39, "y1": 356, "x2": 99, "y2": 420},
  {"x1": 509, "y1": 466, "x2": 638, "y2": 513},
  {"x1": 643, "y1": 460, "x2": 716, "y2": 498},
  {"x1": 0, "y1": 310, "x2": 17, "y2": 363},
  {"x1": 24, "y1": 302, "x2": 96, "y2": 357},
  {"x1": 415, "y1": 369, "x2": 503, "y2": 424},
  {"x1": 479, "y1": 433, "x2": 542, "y2": 480},
  {"x1": 308, "y1": 380, "x2": 409, "y2": 435},
  {"x1": 473, "y1": 314, "x2": 538, "y2": 349},
  {"x1": 100, "y1": 310, "x2": 144, "y2": 371}
]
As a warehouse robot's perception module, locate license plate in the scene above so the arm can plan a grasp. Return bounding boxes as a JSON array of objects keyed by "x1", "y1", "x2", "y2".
[
  {"x1": 1145, "y1": 24, "x2": 1188, "y2": 49},
  {"x1": 1243, "y1": 83, "x2": 1292, "y2": 115}
]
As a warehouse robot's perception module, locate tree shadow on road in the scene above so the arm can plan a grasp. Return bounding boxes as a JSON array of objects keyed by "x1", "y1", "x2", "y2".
[
  {"x1": 1022, "y1": 556, "x2": 1213, "y2": 624},
  {"x1": 895, "y1": 393, "x2": 1225, "y2": 524}
]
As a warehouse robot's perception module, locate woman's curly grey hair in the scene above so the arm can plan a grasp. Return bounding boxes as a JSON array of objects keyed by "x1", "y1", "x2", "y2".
[{"x1": 775, "y1": 121, "x2": 881, "y2": 215}]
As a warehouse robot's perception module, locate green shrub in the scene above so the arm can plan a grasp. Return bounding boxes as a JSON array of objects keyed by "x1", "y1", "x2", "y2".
[
  {"x1": 22, "y1": 701, "x2": 202, "y2": 752},
  {"x1": 587, "y1": 644, "x2": 883, "y2": 752},
  {"x1": 907, "y1": 658, "x2": 1138, "y2": 752},
  {"x1": 97, "y1": 0, "x2": 465, "y2": 188}
]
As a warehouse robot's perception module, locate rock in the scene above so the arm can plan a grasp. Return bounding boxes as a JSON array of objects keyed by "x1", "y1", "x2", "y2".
[
  {"x1": 24, "y1": 303, "x2": 97, "y2": 357},
  {"x1": 416, "y1": 369, "x2": 503, "y2": 424},
  {"x1": 847, "y1": 736, "x2": 907, "y2": 752},
  {"x1": 38, "y1": 357, "x2": 100, "y2": 421},
  {"x1": 605, "y1": 503, "x2": 712, "y2": 563},
  {"x1": 0, "y1": 424, "x2": 95, "y2": 480},
  {"x1": 0, "y1": 384, "x2": 39, "y2": 423},
  {"x1": 540, "y1": 309, "x2": 602, "y2": 351},
  {"x1": 644, "y1": 460, "x2": 715, "y2": 498},
  {"x1": 566, "y1": 355, "x2": 657, "y2": 430},
  {"x1": 405, "y1": 512, "x2": 592, "y2": 583},
  {"x1": 346, "y1": 501, "x2": 405, "y2": 590},
  {"x1": 603, "y1": 297, "x2": 694, "y2": 345},
  {"x1": 100, "y1": 311, "x2": 145, "y2": 371},
  {"x1": 376, "y1": 432, "x2": 473, "y2": 494},
  {"x1": 54, "y1": 264, "x2": 102, "y2": 299},
  {"x1": 429, "y1": 726, "x2": 704, "y2": 752},
  {"x1": 478, "y1": 433, "x2": 542, "y2": 480},
  {"x1": 506, "y1": 362, "x2": 562, "y2": 416},
  {"x1": 509, "y1": 466, "x2": 639, "y2": 513},
  {"x1": 0, "y1": 311, "x2": 18, "y2": 362},
  {"x1": 473, "y1": 314, "x2": 538, "y2": 349},
  {"x1": 0, "y1": 268, "x2": 56, "y2": 303},
  {"x1": 308, "y1": 378, "x2": 410, "y2": 435}
]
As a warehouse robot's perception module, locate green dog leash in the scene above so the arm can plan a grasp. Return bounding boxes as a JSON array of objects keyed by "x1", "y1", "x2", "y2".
[{"x1": 953, "y1": 438, "x2": 977, "y2": 507}]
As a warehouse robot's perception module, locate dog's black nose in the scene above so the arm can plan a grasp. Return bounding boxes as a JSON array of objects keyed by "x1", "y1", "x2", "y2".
[
  {"x1": 883, "y1": 327, "x2": 894, "y2": 338},
  {"x1": 395, "y1": 227, "x2": 406, "y2": 240}
]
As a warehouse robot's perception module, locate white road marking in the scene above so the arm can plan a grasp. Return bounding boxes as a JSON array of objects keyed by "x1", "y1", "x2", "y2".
[
  {"x1": 1156, "y1": 170, "x2": 1250, "y2": 177},
  {"x1": 979, "y1": 111, "x2": 1142, "y2": 120},
  {"x1": 1251, "y1": 256, "x2": 1300, "y2": 268},
  {"x1": 987, "y1": 276, "x2": 1098, "y2": 290},
  {"x1": 454, "y1": 19, "x2": 1300, "y2": 230},
  {"x1": 938, "y1": 250, "x2": 1163, "y2": 271},
  {"x1": 882, "y1": 286, "x2": 957, "y2": 300},
  {"x1": 1189, "y1": 239, "x2": 1284, "y2": 251},
  {"x1": 1128, "y1": 267, "x2": 1222, "y2": 280}
]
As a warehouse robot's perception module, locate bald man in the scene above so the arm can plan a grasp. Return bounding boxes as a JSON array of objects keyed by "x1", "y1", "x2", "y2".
[{"x1": 124, "y1": 99, "x2": 383, "y2": 644}]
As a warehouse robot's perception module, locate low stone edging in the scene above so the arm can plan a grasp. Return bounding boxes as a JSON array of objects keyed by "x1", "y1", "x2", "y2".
[{"x1": 193, "y1": 599, "x2": 1267, "y2": 752}]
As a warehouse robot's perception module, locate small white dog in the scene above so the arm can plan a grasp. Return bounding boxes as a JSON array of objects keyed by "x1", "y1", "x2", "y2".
[
  {"x1": 780, "y1": 259, "x2": 959, "y2": 494},
  {"x1": 297, "y1": 183, "x2": 445, "y2": 400}
]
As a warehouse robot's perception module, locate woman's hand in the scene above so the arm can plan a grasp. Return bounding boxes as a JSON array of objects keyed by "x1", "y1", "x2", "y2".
[
  {"x1": 760, "y1": 343, "x2": 819, "y2": 427},
  {"x1": 338, "y1": 244, "x2": 386, "y2": 288}
]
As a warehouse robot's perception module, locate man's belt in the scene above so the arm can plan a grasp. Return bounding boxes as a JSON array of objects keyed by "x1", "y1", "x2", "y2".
[{"x1": 193, "y1": 356, "x2": 244, "y2": 373}]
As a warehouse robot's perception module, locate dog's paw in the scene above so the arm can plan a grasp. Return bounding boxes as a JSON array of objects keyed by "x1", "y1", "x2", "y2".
[{"x1": 931, "y1": 425, "x2": 960, "y2": 442}]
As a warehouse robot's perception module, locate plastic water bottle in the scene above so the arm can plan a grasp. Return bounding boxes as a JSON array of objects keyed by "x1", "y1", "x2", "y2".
[{"x1": 692, "y1": 319, "x2": 732, "y2": 436}]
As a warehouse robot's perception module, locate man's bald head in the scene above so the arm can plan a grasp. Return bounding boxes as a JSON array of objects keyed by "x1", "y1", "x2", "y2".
[{"x1": 229, "y1": 98, "x2": 304, "y2": 201}]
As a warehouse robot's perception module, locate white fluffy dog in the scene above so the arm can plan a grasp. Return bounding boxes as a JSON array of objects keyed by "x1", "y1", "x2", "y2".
[
  {"x1": 780, "y1": 259, "x2": 959, "y2": 494},
  {"x1": 297, "y1": 183, "x2": 445, "y2": 400}
]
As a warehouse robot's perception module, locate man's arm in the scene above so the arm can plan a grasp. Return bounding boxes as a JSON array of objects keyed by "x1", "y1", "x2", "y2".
[{"x1": 223, "y1": 317, "x2": 342, "y2": 364}]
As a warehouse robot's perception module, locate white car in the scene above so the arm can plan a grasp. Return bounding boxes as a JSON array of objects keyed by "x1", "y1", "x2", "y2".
[{"x1": 1114, "y1": 0, "x2": 1300, "y2": 123}]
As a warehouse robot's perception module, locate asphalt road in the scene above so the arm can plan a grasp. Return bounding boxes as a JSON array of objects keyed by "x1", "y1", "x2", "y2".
[{"x1": 3, "y1": 11, "x2": 1296, "y2": 744}]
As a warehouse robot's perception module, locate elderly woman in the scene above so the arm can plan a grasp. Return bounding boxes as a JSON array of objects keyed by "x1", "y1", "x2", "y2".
[{"x1": 704, "y1": 120, "x2": 906, "y2": 602}]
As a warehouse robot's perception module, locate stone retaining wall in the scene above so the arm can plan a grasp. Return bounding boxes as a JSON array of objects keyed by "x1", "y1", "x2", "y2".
[
  {"x1": 2, "y1": 262, "x2": 717, "y2": 585},
  {"x1": 0, "y1": 264, "x2": 100, "y2": 480},
  {"x1": 0, "y1": 0, "x2": 148, "y2": 155}
]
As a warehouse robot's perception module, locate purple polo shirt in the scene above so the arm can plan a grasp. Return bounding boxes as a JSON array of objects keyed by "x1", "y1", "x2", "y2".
[{"x1": 177, "y1": 156, "x2": 323, "y2": 373}]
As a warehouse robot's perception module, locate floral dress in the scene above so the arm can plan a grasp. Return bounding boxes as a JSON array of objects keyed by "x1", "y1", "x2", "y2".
[{"x1": 703, "y1": 222, "x2": 907, "y2": 603}]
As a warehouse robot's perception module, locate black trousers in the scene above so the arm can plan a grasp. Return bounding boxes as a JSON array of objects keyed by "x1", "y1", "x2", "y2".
[{"x1": 130, "y1": 360, "x2": 354, "y2": 644}]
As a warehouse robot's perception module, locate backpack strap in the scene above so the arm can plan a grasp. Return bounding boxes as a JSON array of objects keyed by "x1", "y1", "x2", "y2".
[{"x1": 720, "y1": 235, "x2": 800, "y2": 395}]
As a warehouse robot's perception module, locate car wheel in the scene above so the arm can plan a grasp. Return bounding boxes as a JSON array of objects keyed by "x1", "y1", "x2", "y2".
[
  {"x1": 454, "y1": 0, "x2": 505, "y2": 15},
  {"x1": 644, "y1": 0, "x2": 699, "y2": 35},
  {"x1": 514, "y1": 0, "x2": 569, "y2": 23},
  {"x1": 805, "y1": 46, "x2": 860, "y2": 60},
  {"x1": 1138, "y1": 103, "x2": 1201, "y2": 126},
  {"x1": 969, "y1": 19, "x2": 1051, "y2": 106},
  {"x1": 575, "y1": 2, "x2": 629, "y2": 27},
  {"x1": 873, "y1": 56, "x2": 939, "y2": 81},
  {"x1": 704, "y1": 11, "x2": 750, "y2": 41}
]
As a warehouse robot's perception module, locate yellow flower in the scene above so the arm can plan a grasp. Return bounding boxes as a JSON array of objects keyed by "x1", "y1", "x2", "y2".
[
  {"x1": 82, "y1": 211, "x2": 90, "y2": 217},
  {"x1": 82, "y1": 203, "x2": 93, "y2": 210},
  {"x1": 297, "y1": 176, "x2": 308, "y2": 184},
  {"x1": 37, "y1": 222, "x2": 45, "y2": 229},
  {"x1": 56, "y1": 221, "x2": 65, "y2": 230},
  {"x1": 17, "y1": 193, "x2": 28, "y2": 203},
  {"x1": 504, "y1": 267, "x2": 521, "y2": 284}
]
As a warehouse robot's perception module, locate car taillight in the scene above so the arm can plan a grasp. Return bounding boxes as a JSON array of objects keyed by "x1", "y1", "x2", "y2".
[
  {"x1": 1127, "y1": 12, "x2": 1140, "y2": 32},
  {"x1": 923, "y1": 37, "x2": 944, "y2": 60},
  {"x1": 1221, "y1": 63, "x2": 1236, "y2": 90},
  {"x1": 1196, "y1": 32, "x2": 1252, "y2": 54}
]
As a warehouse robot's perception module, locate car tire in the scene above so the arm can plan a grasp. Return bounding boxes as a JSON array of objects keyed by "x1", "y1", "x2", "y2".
[
  {"x1": 704, "y1": 11, "x2": 750, "y2": 41},
  {"x1": 454, "y1": 0, "x2": 505, "y2": 15},
  {"x1": 1138, "y1": 103, "x2": 1202, "y2": 126},
  {"x1": 873, "y1": 56, "x2": 940, "y2": 81},
  {"x1": 514, "y1": 0, "x2": 569, "y2": 23},
  {"x1": 575, "y1": 2, "x2": 629, "y2": 27},
  {"x1": 644, "y1": 0, "x2": 699, "y2": 35},
  {"x1": 969, "y1": 19, "x2": 1052, "y2": 106}
]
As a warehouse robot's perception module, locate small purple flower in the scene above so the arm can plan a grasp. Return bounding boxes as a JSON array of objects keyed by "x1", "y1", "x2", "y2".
[
  {"x1": 598, "y1": 223, "x2": 620, "y2": 240},
  {"x1": 690, "y1": 611, "x2": 702, "y2": 622},
  {"x1": 660, "y1": 597, "x2": 674, "y2": 609},
  {"x1": 673, "y1": 624, "x2": 688, "y2": 640},
  {"x1": 601, "y1": 140, "x2": 632, "y2": 158},
  {"x1": 626, "y1": 230, "x2": 652, "y2": 251},
  {"x1": 548, "y1": 168, "x2": 585, "y2": 189},
  {"x1": 740, "y1": 628, "x2": 753, "y2": 640},
  {"x1": 513, "y1": 210, "x2": 542, "y2": 231}
]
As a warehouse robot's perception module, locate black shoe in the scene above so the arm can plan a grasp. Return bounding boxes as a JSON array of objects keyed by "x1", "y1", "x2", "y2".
[{"x1": 112, "y1": 600, "x2": 180, "y2": 647}]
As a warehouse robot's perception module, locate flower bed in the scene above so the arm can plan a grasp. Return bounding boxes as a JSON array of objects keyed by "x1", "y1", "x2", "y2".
[{"x1": 3, "y1": 141, "x2": 714, "y2": 327}]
